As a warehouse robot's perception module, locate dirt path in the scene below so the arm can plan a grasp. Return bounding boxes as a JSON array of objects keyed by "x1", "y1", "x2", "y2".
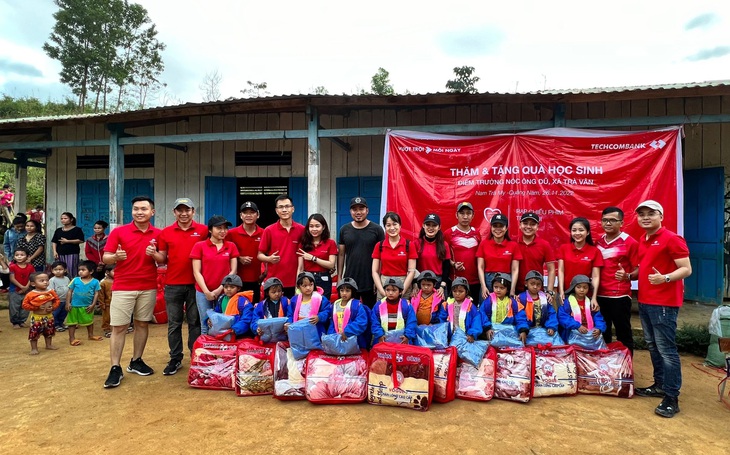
[{"x1": 0, "y1": 311, "x2": 727, "y2": 455}]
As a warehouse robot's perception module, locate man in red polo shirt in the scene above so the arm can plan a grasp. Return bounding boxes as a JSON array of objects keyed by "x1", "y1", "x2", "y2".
[
  {"x1": 226, "y1": 201, "x2": 265, "y2": 303},
  {"x1": 257, "y1": 194, "x2": 305, "y2": 298},
  {"x1": 633, "y1": 200, "x2": 691, "y2": 418},
  {"x1": 444, "y1": 202, "x2": 482, "y2": 302},
  {"x1": 595, "y1": 206, "x2": 638, "y2": 354},
  {"x1": 102, "y1": 196, "x2": 161, "y2": 388},
  {"x1": 515, "y1": 212, "x2": 556, "y2": 299},
  {"x1": 151, "y1": 197, "x2": 208, "y2": 376}
]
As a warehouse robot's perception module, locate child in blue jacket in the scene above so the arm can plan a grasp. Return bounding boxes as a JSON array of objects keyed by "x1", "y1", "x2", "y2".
[
  {"x1": 439, "y1": 277, "x2": 481, "y2": 342},
  {"x1": 557, "y1": 274, "x2": 607, "y2": 343},
  {"x1": 371, "y1": 277, "x2": 417, "y2": 344},
  {"x1": 251, "y1": 277, "x2": 291, "y2": 336},
  {"x1": 327, "y1": 277, "x2": 370, "y2": 349},
  {"x1": 480, "y1": 272, "x2": 529, "y2": 343},
  {"x1": 286, "y1": 272, "x2": 331, "y2": 337},
  {"x1": 517, "y1": 270, "x2": 559, "y2": 335},
  {"x1": 212, "y1": 275, "x2": 254, "y2": 338}
]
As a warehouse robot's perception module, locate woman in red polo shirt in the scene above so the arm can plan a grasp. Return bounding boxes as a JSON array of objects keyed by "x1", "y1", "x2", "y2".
[
  {"x1": 477, "y1": 213, "x2": 522, "y2": 300},
  {"x1": 371, "y1": 212, "x2": 418, "y2": 300},
  {"x1": 191, "y1": 216, "x2": 239, "y2": 335},
  {"x1": 557, "y1": 217, "x2": 603, "y2": 308},
  {"x1": 414, "y1": 213, "x2": 451, "y2": 299},
  {"x1": 296, "y1": 213, "x2": 337, "y2": 296}
]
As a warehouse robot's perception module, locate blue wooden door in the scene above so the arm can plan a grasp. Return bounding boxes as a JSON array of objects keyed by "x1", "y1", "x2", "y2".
[
  {"x1": 289, "y1": 177, "x2": 308, "y2": 226},
  {"x1": 683, "y1": 167, "x2": 724, "y2": 304},
  {"x1": 77, "y1": 179, "x2": 153, "y2": 238},
  {"x1": 205, "y1": 177, "x2": 237, "y2": 225},
  {"x1": 335, "y1": 176, "x2": 382, "y2": 240}
]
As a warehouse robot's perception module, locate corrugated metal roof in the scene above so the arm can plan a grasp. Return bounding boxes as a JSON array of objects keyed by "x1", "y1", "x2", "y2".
[{"x1": 0, "y1": 79, "x2": 728, "y2": 127}]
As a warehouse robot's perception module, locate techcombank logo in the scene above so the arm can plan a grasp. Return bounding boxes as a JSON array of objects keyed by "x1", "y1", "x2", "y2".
[{"x1": 590, "y1": 139, "x2": 666, "y2": 151}]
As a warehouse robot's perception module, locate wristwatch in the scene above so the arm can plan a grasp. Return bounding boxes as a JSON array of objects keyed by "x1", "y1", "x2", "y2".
[{"x1": 664, "y1": 275, "x2": 671, "y2": 283}]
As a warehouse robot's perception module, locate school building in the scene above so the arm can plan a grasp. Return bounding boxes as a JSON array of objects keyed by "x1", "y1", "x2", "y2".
[{"x1": 0, "y1": 81, "x2": 728, "y2": 303}]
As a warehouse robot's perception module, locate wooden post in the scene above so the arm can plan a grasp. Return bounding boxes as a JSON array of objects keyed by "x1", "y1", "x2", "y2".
[
  {"x1": 108, "y1": 124, "x2": 124, "y2": 228},
  {"x1": 307, "y1": 106, "x2": 320, "y2": 216},
  {"x1": 554, "y1": 103, "x2": 566, "y2": 127},
  {"x1": 14, "y1": 152, "x2": 28, "y2": 216}
]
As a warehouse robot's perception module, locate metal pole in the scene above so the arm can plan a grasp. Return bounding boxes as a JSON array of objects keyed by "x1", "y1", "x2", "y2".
[{"x1": 108, "y1": 124, "x2": 124, "y2": 228}]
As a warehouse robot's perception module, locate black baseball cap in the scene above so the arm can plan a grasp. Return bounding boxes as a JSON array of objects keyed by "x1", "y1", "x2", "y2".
[
  {"x1": 491, "y1": 213, "x2": 508, "y2": 226},
  {"x1": 525, "y1": 270, "x2": 543, "y2": 282},
  {"x1": 263, "y1": 277, "x2": 283, "y2": 291},
  {"x1": 350, "y1": 196, "x2": 368, "y2": 208},
  {"x1": 240, "y1": 201, "x2": 259, "y2": 212},
  {"x1": 423, "y1": 213, "x2": 441, "y2": 225},
  {"x1": 452, "y1": 277, "x2": 470, "y2": 292},
  {"x1": 520, "y1": 212, "x2": 540, "y2": 223},
  {"x1": 416, "y1": 270, "x2": 438, "y2": 284},
  {"x1": 207, "y1": 215, "x2": 232, "y2": 229}
]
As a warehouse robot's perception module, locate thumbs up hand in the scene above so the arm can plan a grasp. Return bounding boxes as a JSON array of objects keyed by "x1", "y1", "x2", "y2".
[
  {"x1": 614, "y1": 263, "x2": 628, "y2": 282},
  {"x1": 145, "y1": 239, "x2": 157, "y2": 256},
  {"x1": 115, "y1": 244, "x2": 127, "y2": 261}
]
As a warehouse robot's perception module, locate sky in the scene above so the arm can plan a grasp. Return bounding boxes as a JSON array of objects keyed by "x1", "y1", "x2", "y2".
[{"x1": 0, "y1": 0, "x2": 729, "y2": 106}]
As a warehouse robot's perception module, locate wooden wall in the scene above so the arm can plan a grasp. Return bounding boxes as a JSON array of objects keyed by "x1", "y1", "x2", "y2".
[{"x1": 46, "y1": 94, "x2": 730, "y2": 239}]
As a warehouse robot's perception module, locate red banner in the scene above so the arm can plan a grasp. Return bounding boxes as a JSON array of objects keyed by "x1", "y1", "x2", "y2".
[{"x1": 381, "y1": 127, "x2": 683, "y2": 246}]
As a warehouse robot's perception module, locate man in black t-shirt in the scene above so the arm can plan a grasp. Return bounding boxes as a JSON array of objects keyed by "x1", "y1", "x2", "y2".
[{"x1": 337, "y1": 197, "x2": 385, "y2": 308}]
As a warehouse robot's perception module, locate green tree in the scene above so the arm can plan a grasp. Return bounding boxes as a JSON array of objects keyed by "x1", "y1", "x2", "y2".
[
  {"x1": 445, "y1": 66, "x2": 480, "y2": 94},
  {"x1": 43, "y1": 0, "x2": 165, "y2": 112},
  {"x1": 0, "y1": 95, "x2": 84, "y2": 119},
  {"x1": 370, "y1": 67, "x2": 394, "y2": 95}
]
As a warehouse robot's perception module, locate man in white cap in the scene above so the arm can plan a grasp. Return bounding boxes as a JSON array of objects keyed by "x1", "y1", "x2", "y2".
[
  {"x1": 633, "y1": 200, "x2": 691, "y2": 418},
  {"x1": 151, "y1": 197, "x2": 208, "y2": 376}
]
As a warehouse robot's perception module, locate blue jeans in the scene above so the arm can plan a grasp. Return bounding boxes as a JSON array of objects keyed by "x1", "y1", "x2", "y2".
[
  {"x1": 195, "y1": 291, "x2": 216, "y2": 335},
  {"x1": 165, "y1": 285, "x2": 200, "y2": 362},
  {"x1": 639, "y1": 303, "x2": 682, "y2": 398},
  {"x1": 53, "y1": 301, "x2": 68, "y2": 327}
]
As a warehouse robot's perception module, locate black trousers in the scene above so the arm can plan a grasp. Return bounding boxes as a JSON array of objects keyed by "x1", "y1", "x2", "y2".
[{"x1": 597, "y1": 295, "x2": 634, "y2": 353}]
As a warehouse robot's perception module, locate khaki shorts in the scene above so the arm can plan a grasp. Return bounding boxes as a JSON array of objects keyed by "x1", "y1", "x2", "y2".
[{"x1": 110, "y1": 289, "x2": 156, "y2": 326}]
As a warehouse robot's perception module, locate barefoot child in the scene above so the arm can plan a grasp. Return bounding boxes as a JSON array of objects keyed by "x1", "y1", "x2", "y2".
[
  {"x1": 98, "y1": 265, "x2": 115, "y2": 338},
  {"x1": 558, "y1": 274, "x2": 607, "y2": 343},
  {"x1": 371, "y1": 277, "x2": 417, "y2": 344},
  {"x1": 327, "y1": 277, "x2": 370, "y2": 349},
  {"x1": 440, "y1": 277, "x2": 481, "y2": 342},
  {"x1": 65, "y1": 260, "x2": 102, "y2": 345},
  {"x1": 8, "y1": 247, "x2": 33, "y2": 329},
  {"x1": 22, "y1": 272, "x2": 61, "y2": 354},
  {"x1": 479, "y1": 272, "x2": 529, "y2": 344},
  {"x1": 49, "y1": 261, "x2": 70, "y2": 332}
]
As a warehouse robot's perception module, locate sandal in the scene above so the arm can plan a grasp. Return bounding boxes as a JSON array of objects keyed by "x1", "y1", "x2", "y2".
[
  {"x1": 88, "y1": 336, "x2": 103, "y2": 341},
  {"x1": 70, "y1": 339, "x2": 82, "y2": 346},
  {"x1": 104, "y1": 332, "x2": 111, "y2": 338}
]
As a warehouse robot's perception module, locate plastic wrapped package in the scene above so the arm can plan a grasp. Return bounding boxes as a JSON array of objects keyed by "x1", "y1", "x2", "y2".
[
  {"x1": 273, "y1": 342, "x2": 306, "y2": 400},
  {"x1": 257, "y1": 317, "x2": 289, "y2": 344},
  {"x1": 490, "y1": 324, "x2": 523, "y2": 348},
  {"x1": 305, "y1": 350, "x2": 368, "y2": 404},
  {"x1": 188, "y1": 348, "x2": 237, "y2": 390},
  {"x1": 526, "y1": 328, "x2": 564, "y2": 347},
  {"x1": 192, "y1": 335, "x2": 239, "y2": 352},
  {"x1": 368, "y1": 343, "x2": 434, "y2": 411},
  {"x1": 235, "y1": 341, "x2": 274, "y2": 397},
  {"x1": 456, "y1": 346, "x2": 497, "y2": 401},
  {"x1": 433, "y1": 347, "x2": 457, "y2": 403},
  {"x1": 383, "y1": 328, "x2": 406, "y2": 344},
  {"x1": 495, "y1": 346, "x2": 535, "y2": 403},
  {"x1": 415, "y1": 323, "x2": 449, "y2": 349},
  {"x1": 568, "y1": 330, "x2": 608, "y2": 351},
  {"x1": 450, "y1": 328, "x2": 488, "y2": 367},
  {"x1": 533, "y1": 345, "x2": 577, "y2": 397},
  {"x1": 206, "y1": 309, "x2": 235, "y2": 339},
  {"x1": 288, "y1": 319, "x2": 323, "y2": 360},
  {"x1": 321, "y1": 333, "x2": 360, "y2": 356},
  {"x1": 576, "y1": 342, "x2": 634, "y2": 398}
]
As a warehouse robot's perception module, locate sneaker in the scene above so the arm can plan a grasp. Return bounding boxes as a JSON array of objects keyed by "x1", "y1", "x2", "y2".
[
  {"x1": 104, "y1": 365, "x2": 124, "y2": 388},
  {"x1": 635, "y1": 384, "x2": 666, "y2": 397},
  {"x1": 655, "y1": 396, "x2": 680, "y2": 418},
  {"x1": 163, "y1": 360, "x2": 182, "y2": 376},
  {"x1": 127, "y1": 326, "x2": 135, "y2": 333},
  {"x1": 127, "y1": 357, "x2": 154, "y2": 376},
  {"x1": 55, "y1": 326, "x2": 67, "y2": 332}
]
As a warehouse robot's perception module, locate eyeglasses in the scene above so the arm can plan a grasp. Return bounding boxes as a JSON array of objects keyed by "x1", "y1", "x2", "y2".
[
  {"x1": 601, "y1": 218, "x2": 623, "y2": 224},
  {"x1": 276, "y1": 204, "x2": 293, "y2": 210}
]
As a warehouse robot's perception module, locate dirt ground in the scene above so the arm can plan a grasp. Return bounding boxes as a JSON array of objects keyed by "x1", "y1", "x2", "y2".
[{"x1": 0, "y1": 307, "x2": 728, "y2": 455}]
